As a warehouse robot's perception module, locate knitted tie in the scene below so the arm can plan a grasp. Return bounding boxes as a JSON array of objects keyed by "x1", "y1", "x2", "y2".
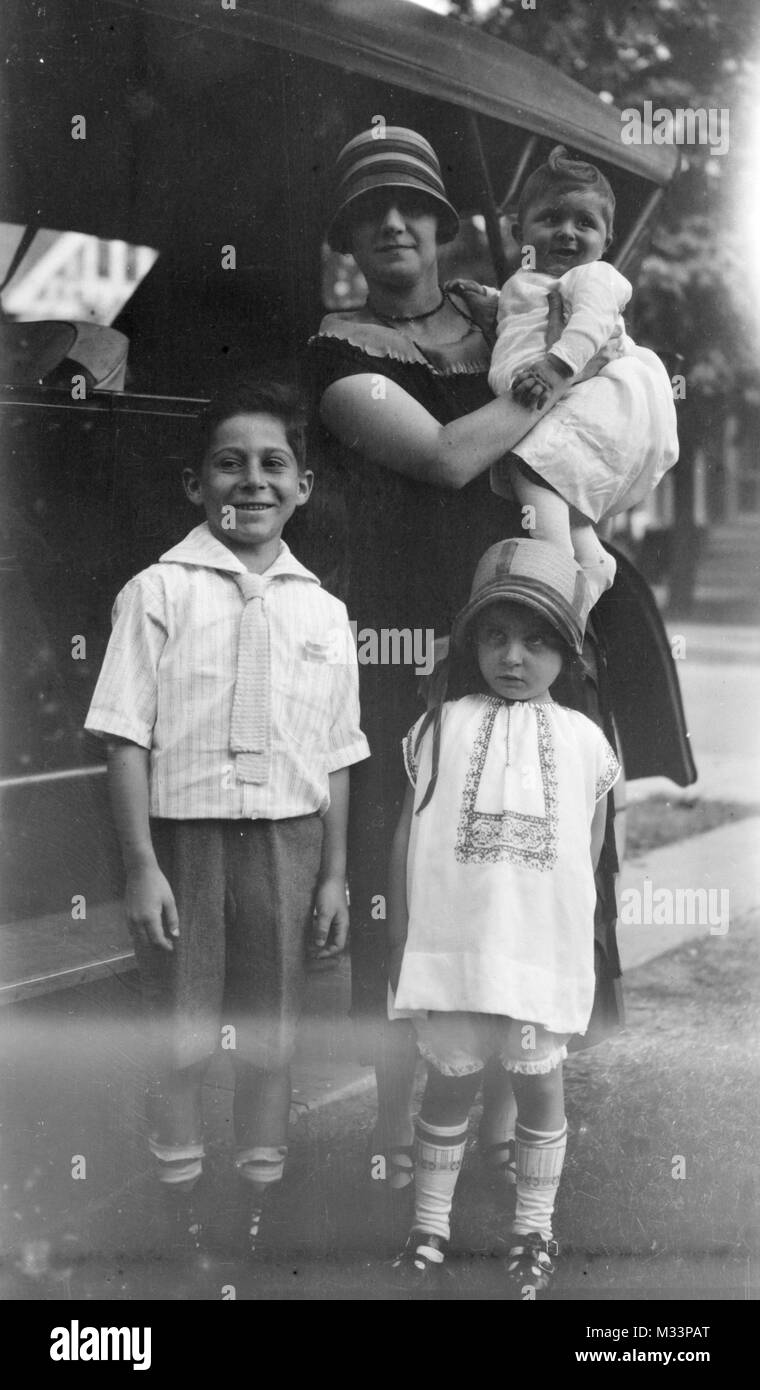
[{"x1": 230, "y1": 572, "x2": 271, "y2": 784}]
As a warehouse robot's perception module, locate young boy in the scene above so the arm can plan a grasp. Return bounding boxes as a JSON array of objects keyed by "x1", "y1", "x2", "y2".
[{"x1": 85, "y1": 380, "x2": 369, "y2": 1255}]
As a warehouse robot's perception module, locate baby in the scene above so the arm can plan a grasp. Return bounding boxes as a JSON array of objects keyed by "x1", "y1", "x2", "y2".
[{"x1": 489, "y1": 145, "x2": 678, "y2": 607}]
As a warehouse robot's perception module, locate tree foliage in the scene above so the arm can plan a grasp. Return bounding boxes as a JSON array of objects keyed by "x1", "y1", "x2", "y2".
[{"x1": 449, "y1": 0, "x2": 760, "y2": 403}]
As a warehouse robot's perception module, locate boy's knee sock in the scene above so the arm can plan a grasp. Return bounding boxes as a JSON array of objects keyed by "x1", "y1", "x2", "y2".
[
  {"x1": 149, "y1": 1137, "x2": 204, "y2": 1192},
  {"x1": 413, "y1": 1118, "x2": 468, "y2": 1243},
  {"x1": 235, "y1": 1144, "x2": 288, "y2": 1189},
  {"x1": 512, "y1": 1121, "x2": 568, "y2": 1242}
]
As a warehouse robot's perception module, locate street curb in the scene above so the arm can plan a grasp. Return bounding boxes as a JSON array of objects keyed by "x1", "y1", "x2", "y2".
[{"x1": 293, "y1": 1072, "x2": 375, "y2": 1115}]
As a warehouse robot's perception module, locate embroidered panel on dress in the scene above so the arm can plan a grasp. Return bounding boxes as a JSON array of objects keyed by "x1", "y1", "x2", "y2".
[
  {"x1": 403, "y1": 728, "x2": 419, "y2": 787},
  {"x1": 455, "y1": 699, "x2": 558, "y2": 869},
  {"x1": 595, "y1": 739, "x2": 620, "y2": 802}
]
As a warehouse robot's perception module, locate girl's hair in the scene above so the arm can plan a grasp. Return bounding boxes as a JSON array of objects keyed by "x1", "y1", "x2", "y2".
[
  {"x1": 517, "y1": 144, "x2": 616, "y2": 235},
  {"x1": 414, "y1": 613, "x2": 585, "y2": 814},
  {"x1": 197, "y1": 377, "x2": 309, "y2": 472}
]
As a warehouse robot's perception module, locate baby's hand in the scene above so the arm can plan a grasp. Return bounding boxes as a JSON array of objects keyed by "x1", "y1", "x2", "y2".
[
  {"x1": 311, "y1": 876, "x2": 349, "y2": 959},
  {"x1": 511, "y1": 354, "x2": 573, "y2": 410}
]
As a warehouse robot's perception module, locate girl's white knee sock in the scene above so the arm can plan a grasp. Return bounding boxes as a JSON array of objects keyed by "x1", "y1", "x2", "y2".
[
  {"x1": 413, "y1": 1118, "x2": 468, "y2": 1242},
  {"x1": 512, "y1": 1120, "x2": 568, "y2": 1241}
]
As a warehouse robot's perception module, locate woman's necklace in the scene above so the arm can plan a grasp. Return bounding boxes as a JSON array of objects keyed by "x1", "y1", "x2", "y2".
[{"x1": 366, "y1": 289, "x2": 446, "y2": 324}]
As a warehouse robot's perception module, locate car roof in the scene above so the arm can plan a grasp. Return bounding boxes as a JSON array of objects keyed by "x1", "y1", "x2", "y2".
[
  {"x1": 3, "y1": 0, "x2": 677, "y2": 248},
  {"x1": 114, "y1": 0, "x2": 678, "y2": 185},
  {"x1": 2, "y1": 0, "x2": 677, "y2": 391}
]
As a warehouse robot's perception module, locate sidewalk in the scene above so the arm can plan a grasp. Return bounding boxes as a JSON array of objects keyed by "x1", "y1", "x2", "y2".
[{"x1": 684, "y1": 514, "x2": 760, "y2": 627}]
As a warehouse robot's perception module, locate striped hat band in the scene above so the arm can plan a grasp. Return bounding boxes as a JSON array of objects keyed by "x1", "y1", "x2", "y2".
[
  {"x1": 328, "y1": 126, "x2": 460, "y2": 252},
  {"x1": 451, "y1": 539, "x2": 592, "y2": 654}
]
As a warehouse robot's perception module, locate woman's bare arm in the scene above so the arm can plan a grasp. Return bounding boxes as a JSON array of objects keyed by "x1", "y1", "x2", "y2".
[
  {"x1": 319, "y1": 286, "x2": 612, "y2": 489},
  {"x1": 320, "y1": 374, "x2": 566, "y2": 490}
]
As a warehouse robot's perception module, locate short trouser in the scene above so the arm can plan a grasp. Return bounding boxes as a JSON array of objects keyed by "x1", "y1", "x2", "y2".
[
  {"x1": 135, "y1": 816, "x2": 323, "y2": 1071},
  {"x1": 416, "y1": 1011, "x2": 569, "y2": 1078}
]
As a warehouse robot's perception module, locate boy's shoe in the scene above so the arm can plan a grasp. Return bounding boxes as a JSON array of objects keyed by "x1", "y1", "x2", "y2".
[
  {"x1": 163, "y1": 1187, "x2": 205, "y2": 1258},
  {"x1": 391, "y1": 1230, "x2": 449, "y2": 1289},
  {"x1": 244, "y1": 1196, "x2": 267, "y2": 1260},
  {"x1": 239, "y1": 1182, "x2": 283, "y2": 1261},
  {"x1": 503, "y1": 1231, "x2": 558, "y2": 1298}
]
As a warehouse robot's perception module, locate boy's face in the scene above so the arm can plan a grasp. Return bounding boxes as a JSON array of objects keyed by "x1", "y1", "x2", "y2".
[
  {"x1": 475, "y1": 601, "x2": 564, "y2": 702},
  {"x1": 183, "y1": 413, "x2": 313, "y2": 565},
  {"x1": 515, "y1": 187, "x2": 611, "y2": 277}
]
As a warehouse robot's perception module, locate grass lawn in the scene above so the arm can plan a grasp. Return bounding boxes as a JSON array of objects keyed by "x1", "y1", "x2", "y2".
[{"x1": 625, "y1": 796, "x2": 759, "y2": 860}]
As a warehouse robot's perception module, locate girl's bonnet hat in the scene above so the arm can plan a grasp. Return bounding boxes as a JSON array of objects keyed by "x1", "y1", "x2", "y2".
[
  {"x1": 414, "y1": 539, "x2": 590, "y2": 814},
  {"x1": 451, "y1": 538, "x2": 591, "y2": 655},
  {"x1": 327, "y1": 126, "x2": 460, "y2": 253}
]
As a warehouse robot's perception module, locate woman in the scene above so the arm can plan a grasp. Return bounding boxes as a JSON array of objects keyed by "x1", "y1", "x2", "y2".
[{"x1": 307, "y1": 127, "x2": 620, "y2": 1197}]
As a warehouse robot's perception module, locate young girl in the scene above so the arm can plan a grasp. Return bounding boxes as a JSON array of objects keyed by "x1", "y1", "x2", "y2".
[
  {"x1": 387, "y1": 537, "x2": 620, "y2": 1296},
  {"x1": 488, "y1": 145, "x2": 678, "y2": 608}
]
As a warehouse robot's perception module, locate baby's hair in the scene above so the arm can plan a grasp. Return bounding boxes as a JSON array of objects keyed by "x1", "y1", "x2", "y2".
[
  {"x1": 517, "y1": 144, "x2": 616, "y2": 235},
  {"x1": 197, "y1": 377, "x2": 309, "y2": 472}
]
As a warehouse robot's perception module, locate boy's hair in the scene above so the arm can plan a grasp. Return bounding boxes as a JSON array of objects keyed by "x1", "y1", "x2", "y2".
[
  {"x1": 517, "y1": 144, "x2": 616, "y2": 235},
  {"x1": 197, "y1": 378, "x2": 309, "y2": 472}
]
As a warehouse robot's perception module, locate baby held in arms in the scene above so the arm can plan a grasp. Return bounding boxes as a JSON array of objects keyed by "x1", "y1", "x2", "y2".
[{"x1": 489, "y1": 145, "x2": 678, "y2": 608}]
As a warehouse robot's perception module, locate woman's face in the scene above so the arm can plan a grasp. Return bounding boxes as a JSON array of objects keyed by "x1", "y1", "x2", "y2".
[{"x1": 346, "y1": 191, "x2": 440, "y2": 289}]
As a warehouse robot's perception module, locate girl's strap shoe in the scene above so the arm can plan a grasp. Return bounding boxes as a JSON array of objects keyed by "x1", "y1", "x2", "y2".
[
  {"x1": 504, "y1": 1231, "x2": 558, "y2": 1296},
  {"x1": 391, "y1": 1230, "x2": 448, "y2": 1287}
]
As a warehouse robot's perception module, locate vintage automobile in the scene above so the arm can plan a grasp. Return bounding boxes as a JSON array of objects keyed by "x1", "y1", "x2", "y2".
[{"x1": 0, "y1": 0, "x2": 695, "y2": 1006}]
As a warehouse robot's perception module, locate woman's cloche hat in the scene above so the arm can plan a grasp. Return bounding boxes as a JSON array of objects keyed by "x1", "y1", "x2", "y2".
[
  {"x1": 451, "y1": 538, "x2": 592, "y2": 655},
  {"x1": 327, "y1": 126, "x2": 460, "y2": 253}
]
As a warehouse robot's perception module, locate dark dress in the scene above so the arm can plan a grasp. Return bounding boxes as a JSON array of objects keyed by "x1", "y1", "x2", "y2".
[{"x1": 307, "y1": 288, "x2": 623, "y2": 1049}]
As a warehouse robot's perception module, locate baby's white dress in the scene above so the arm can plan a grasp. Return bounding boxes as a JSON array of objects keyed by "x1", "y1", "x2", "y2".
[
  {"x1": 393, "y1": 695, "x2": 620, "y2": 1037},
  {"x1": 488, "y1": 261, "x2": 678, "y2": 522}
]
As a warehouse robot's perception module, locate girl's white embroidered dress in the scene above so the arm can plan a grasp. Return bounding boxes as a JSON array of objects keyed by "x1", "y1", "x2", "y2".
[{"x1": 394, "y1": 695, "x2": 620, "y2": 1036}]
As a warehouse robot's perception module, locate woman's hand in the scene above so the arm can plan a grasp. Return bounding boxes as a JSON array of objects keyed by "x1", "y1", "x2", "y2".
[
  {"x1": 446, "y1": 279, "x2": 500, "y2": 341},
  {"x1": 545, "y1": 285, "x2": 618, "y2": 382},
  {"x1": 545, "y1": 287, "x2": 565, "y2": 349}
]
